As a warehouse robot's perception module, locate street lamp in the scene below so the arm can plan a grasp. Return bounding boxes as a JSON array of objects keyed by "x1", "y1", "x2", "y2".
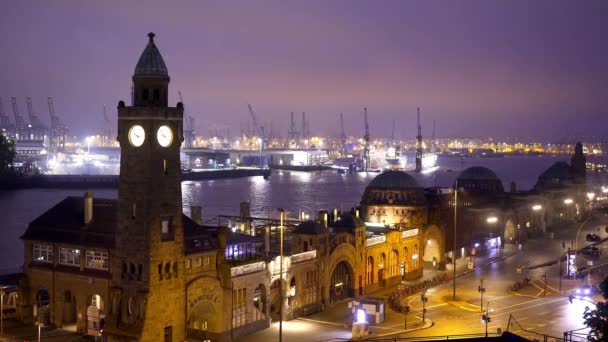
[
  {"x1": 563, "y1": 198, "x2": 573, "y2": 205},
  {"x1": 278, "y1": 208, "x2": 285, "y2": 342},
  {"x1": 486, "y1": 216, "x2": 498, "y2": 224},
  {"x1": 532, "y1": 204, "x2": 542, "y2": 211}
]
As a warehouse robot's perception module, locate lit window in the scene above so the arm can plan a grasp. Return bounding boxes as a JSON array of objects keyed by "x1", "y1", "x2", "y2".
[
  {"x1": 86, "y1": 251, "x2": 109, "y2": 270},
  {"x1": 204, "y1": 256, "x2": 210, "y2": 266},
  {"x1": 185, "y1": 259, "x2": 191, "y2": 269},
  {"x1": 194, "y1": 257, "x2": 201, "y2": 267},
  {"x1": 161, "y1": 217, "x2": 174, "y2": 241},
  {"x1": 33, "y1": 244, "x2": 53, "y2": 263},
  {"x1": 59, "y1": 248, "x2": 81, "y2": 267}
]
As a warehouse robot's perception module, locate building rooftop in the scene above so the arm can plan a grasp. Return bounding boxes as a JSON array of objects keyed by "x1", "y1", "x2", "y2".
[
  {"x1": 134, "y1": 32, "x2": 169, "y2": 78},
  {"x1": 293, "y1": 220, "x2": 328, "y2": 235},
  {"x1": 367, "y1": 170, "x2": 420, "y2": 190},
  {"x1": 457, "y1": 166, "x2": 500, "y2": 182}
]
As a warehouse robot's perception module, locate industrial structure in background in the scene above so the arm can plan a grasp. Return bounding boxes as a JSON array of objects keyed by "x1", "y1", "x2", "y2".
[
  {"x1": 362, "y1": 107, "x2": 370, "y2": 172},
  {"x1": 179, "y1": 91, "x2": 195, "y2": 148},
  {"x1": 47, "y1": 97, "x2": 67, "y2": 152}
]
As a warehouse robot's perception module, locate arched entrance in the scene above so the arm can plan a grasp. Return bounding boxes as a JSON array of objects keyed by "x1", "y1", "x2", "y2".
[
  {"x1": 86, "y1": 294, "x2": 104, "y2": 336},
  {"x1": 378, "y1": 253, "x2": 386, "y2": 287},
  {"x1": 423, "y1": 238, "x2": 441, "y2": 268},
  {"x1": 269, "y1": 279, "x2": 286, "y2": 321},
  {"x1": 35, "y1": 289, "x2": 50, "y2": 326},
  {"x1": 253, "y1": 284, "x2": 267, "y2": 321},
  {"x1": 330, "y1": 261, "x2": 354, "y2": 303},
  {"x1": 188, "y1": 300, "x2": 217, "y2": 340},
  {"x1": 503, "y1": 219, "x2": 517, "y2": 244},
  {"x1": 61, "y1": 290, "x2": 77, "y2": 330}
]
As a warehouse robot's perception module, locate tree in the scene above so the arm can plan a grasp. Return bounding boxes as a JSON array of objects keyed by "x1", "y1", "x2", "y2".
[
  {"x1": 0, "y1": 134, "x2": 16, "y2": 173},
  {"x1": 583, "y1": 275, "x2": 608, "y2": 342}
]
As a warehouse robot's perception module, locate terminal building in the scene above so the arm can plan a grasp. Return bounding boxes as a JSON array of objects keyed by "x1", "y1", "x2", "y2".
[{"x1": 16, "y1": 33, "x2": 589, "y2": 342}]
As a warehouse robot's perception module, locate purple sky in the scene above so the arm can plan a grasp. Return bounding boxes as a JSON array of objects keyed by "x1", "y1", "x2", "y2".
[{"x1": 1, "y1": 1, "x2": 607, "y2": 141}]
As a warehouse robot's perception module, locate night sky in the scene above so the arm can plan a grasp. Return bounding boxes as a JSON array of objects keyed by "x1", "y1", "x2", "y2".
[{"x1": 1, "y1": 1, "x2": 606, "y2": 141}]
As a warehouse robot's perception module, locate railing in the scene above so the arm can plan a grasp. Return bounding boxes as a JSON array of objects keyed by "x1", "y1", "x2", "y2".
[
  {"x1": 330, "y1": 233, "x2": 356, "y2": 253},
  {"x1": 291, "y1": 250, "x2": 317, "y2": 263},
  {"x1": 230, "y1": 261, "x2": 266, "y2": 277},
  {"x1": 366, "y1": 235, "x2": 386, "y2": 247}
]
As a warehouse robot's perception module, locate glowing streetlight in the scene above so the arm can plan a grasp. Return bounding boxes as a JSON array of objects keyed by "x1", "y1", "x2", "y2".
[
  {"x1": 486, "y1": 216, "x2": 498, "y2": 224},
  {"x1": 563, "y1": 198, "x2": 574, "y2": 205},
  {"x1": 532, "y1": 204, "x2": 542, "y2": 211},
  {"x1": 586, "y1": 192, "x2": 595, "y2": 201}
]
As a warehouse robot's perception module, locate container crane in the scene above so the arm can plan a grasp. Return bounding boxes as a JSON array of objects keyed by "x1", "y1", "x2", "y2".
[
  {"x1": 363, "y1": 107, "x2": 369, "y2": 172},
  {"x1": 179, "y1": 91, "x2": 195, "y2": 148},
  {"x1": 340, "y1": 113, "x2": 346, "y2": 156},
  {"x1": 26, "y1": 97, "x2": 45, "y2": 129},
  {"x1": 415, "y1": 107, "x2": 423, "y2": 173},
  {"x1": 48, "y1": 97, "x2": 67, "y2": 151},
  {"x1": 11, "y1": 97, "x2": 26, "y2": 129},
  {"x1": 102, "y1": 104, "x2": 112, "y2": 146},
  {"x1": 0, "y1": 97, "x2": 13, "y2": 132},
  {"x1": 247, "y1": 104, "x2": 265, "y2": 148}
]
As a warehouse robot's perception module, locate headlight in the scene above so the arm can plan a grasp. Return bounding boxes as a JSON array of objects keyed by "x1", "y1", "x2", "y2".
[
  {"x1": 584, "y1": 289, "x2": 591, "y2": 295},
  {"x1": 576, "y1": 289, "x2": 581, "y2": 294}
]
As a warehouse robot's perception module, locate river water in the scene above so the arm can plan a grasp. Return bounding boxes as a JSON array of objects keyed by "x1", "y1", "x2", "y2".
[{"x1": 2, "y1": 155, "x2": 607, "y2": 273}]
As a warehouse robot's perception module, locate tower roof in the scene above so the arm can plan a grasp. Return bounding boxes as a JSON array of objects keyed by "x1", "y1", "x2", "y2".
[{"x1": 134, "y1": 32, "x2": 169, "y2": 78}]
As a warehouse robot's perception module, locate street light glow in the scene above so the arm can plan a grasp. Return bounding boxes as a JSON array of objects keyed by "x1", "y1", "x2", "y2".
[
  {"x1": 564, "y1": 198, "x2": 573, "y2": 205},
  {"x1": 532, "y1": 204, "x2": 542, "y2": 211},
  {"x1": 586, "y1": 192, "x2": 595, "y2": 201},
  {"x1": 486, "y1": 216, "x2": 498, "y2": 224}
]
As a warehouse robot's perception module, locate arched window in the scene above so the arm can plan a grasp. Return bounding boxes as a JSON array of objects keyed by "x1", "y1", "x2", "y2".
[
  {"x1": 389, "y1": 250, "x2": 399, "y2": 277},
  {"x1": 366, "y1": 256, "x2": 374, "y2": 284}
]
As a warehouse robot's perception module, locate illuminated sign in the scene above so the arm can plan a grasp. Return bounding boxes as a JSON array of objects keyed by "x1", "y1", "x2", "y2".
[{"x1": 567, "y1": 251, "x2": 576, "y2": 277}]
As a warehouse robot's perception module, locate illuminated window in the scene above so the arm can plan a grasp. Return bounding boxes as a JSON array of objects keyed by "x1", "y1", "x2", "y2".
[
  {"x1": 59, "y1": 248, "x2": 80, "y2": 267},
  {"x1": 185, "y1": 259, "x2": 191, "y2": 269},
  {"x1": 194, "y1": 257, "x2": 201, "y2": 267},
  {"x1": 204, "y1": 255, "x2": 210, "y2": 266},
  {"x1": 161, "y1": 217, "x2": 174, "y2": 241},
  {"x1": 33, "y1": 244, "x2": 53, "y2": 263},
  {"x1": 85, "y1": 250, "x2": 109, "y2": 270}
]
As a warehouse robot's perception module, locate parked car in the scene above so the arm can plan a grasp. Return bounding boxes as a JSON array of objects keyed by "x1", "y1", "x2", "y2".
[
  {"x1": 586, "y1": 233, "x2": 601, "y2": 242},
  {"x1": 582, "y1": 246, "x2": 601, "y2": 257},
  {"x1": 575, "y1": 284, "x2": 599, "y2": 297}
]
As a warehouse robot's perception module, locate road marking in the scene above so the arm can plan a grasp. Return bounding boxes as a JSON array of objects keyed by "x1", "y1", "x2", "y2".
[{"x1": 296, "y1": 317, "x2": 346, "y2": 327}]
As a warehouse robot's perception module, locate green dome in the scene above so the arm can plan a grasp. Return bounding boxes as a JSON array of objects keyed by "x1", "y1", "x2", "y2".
[
  {"x1": 367, "y1": 171, "x2": 420, "y2": 189},
  {"x1": 457, "y1": 166, "x2": 500, "y2": 181}
]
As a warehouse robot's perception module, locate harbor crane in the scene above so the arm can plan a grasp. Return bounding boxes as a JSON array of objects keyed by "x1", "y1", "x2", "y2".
[
  {"x1": 288, "y1": 112, "x2": 298, "y2": 146},
  {"x1": 178, "y1": 91, "x2": 195, "y2": 148},
  {"x1": 363, "y1": 107, "x2": 370, "y2": 172},
  {"x1": 48, "y1": 97, "x2": 67, "y2": 151},
  {"x1": 415, "y1": 107, "x2": 423, "y2": 172},
  {"x1": 102, "y1": 104, "x2": 112, "y2": 146},
  {"x1": 248, "y1": 104, "x2": 266, "y2": 148},
  {"x1": 0, "y1": 98, "x2": 13, "y2": 130},
  {"x1": 26, "y1": 97, "x2": 45, "y2": 129},
  {"x1": 10, "y1": 97, "x2": 26, "y2": 130},
  {"x1": 340, "y1": 113, "x2": 346, "y2": 156}
]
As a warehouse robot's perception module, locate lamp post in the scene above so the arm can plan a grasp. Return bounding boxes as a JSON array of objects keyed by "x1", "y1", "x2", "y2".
[
  {"x1": 403, "y1": 305, "x2": 410, "y2": 330},
  {"x1": 453, "y1": 180, "x2": 458, "y2": 301},
  {"x1": 278, "y1": 208, "x2": 285, "y2": 342}
]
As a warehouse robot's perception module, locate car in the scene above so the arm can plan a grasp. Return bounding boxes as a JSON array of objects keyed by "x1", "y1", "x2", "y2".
[
  {"x1": 586, "y1": 233, "x2": 601, "y2": 242},
  {"x1": 575, "y1": 284, "x2": 599, "y2": 297},
  {"x1": 582, "y1": 246, "x2": 601, "y2": 257}
]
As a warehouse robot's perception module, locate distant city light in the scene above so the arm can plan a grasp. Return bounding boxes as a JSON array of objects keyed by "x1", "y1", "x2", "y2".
[
  {"x1": 532, "y1": 204, "x2": 542, "y2": 211},
  {"x1": 586, "y1": 192, "x2": 595, "y2": 201},
  {"x1": 564, "y1": 198, "x2": 574, "y2": 205},
  {"x1": 486, "y1": 216, "x2": 498, "y2": 224}
]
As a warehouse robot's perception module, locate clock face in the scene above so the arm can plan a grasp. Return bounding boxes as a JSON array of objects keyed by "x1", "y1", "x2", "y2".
[
  {"x1": 128, "y1": 125, "x2": 145, "y2": 147},
  {"x1": 157, "y1": 125, "x2": 173, "y2": 147}
]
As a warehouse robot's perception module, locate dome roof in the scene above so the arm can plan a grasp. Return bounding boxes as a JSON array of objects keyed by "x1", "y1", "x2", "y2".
[
  {"x1": 457, "y1": 166, "x2": 500, "y2": 181},
  {"x1": 367, "y1": 171, "x2": 420, "y2": 190},
  {"x1": 539, "y1": 162, "x2": 572, "y2": 180},
  {"x1": 332, "y1": 214, "x2": 366, "y2": 233},
  {"x1": 293, "y1": 220, "x2": 328, "y2": 235},
  {"x1": 134, "y1": 33, "x2": 169, "y2": 78}
]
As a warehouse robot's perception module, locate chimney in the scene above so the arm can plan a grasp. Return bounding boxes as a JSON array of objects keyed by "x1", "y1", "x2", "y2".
[
  {"x1": 191, "y1": 206, "x2": 202, "y2": 225},
  {"x1": 84, "y1": 191, "x2": 93, "y2": 224}
]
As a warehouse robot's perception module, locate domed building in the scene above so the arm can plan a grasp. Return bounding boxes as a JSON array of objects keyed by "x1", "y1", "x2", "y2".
[
  {"x1": 456, "y1": 166, "x2": 504, "y2": 194},
  {"x1": 361, "y1": 171, "x2": 427, "y2": 228},
  {"x1": 359, "y1": 171, "x2": 445, "y2": 291}
]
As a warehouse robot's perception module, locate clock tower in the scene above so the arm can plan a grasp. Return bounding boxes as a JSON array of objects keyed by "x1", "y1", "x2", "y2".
[{"x1": 108, "y1": 32, "x2": 185, "y2": 341}]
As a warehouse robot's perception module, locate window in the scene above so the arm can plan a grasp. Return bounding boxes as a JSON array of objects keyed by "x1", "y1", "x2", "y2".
[
  {"x1": 33, "y1": 244, "x2": 53, "y2": 263},
  {"x1": 85, "y1": 251, "x2": 108, "y2": 270},
  {"x1": 186, "y1": 259, "x2": 191, "y2": 269},
  {"x1": 194, "y1": 257, "x2": 201, "y2": 267},
  {"x1": 142, "y1": 88, "x2": 149, "y2": 100},
  {"x1": 153, "y1": 88, "x2": 160, "y2": 101},
  {"x1": 161, "y1": 217, "x2": 174, "y2": 241},
  {"x1": 59, "y1": 248, "x2": 80, "y2": 266},
  {"x1": 232, "y1": 288, "x2": 247, "y2": 328},
  {"x1": 204, "y1": 256, "x2": 210, "y2": 266}
]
